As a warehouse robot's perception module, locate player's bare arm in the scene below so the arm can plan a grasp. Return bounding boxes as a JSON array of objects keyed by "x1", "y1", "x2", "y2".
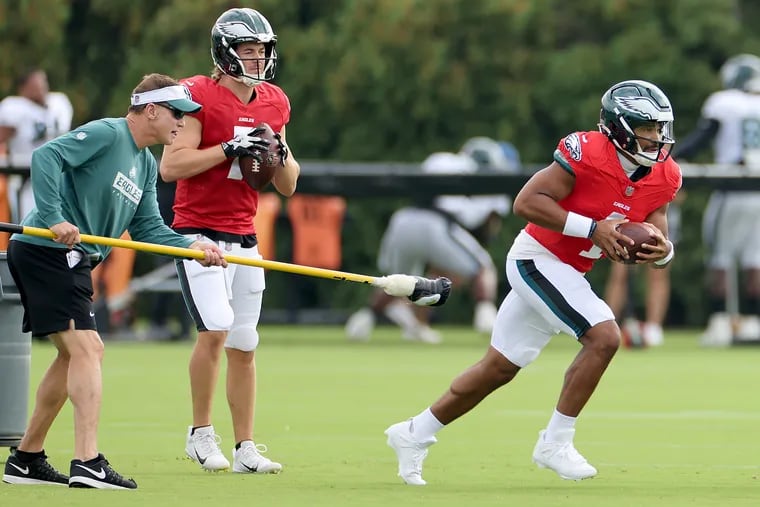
[
  {"x1": 638, "y1": 203, "x2": 673, "y2": 267},
  {"x1": 0, "y1": 125, "x2": 16, "y2": 143},
  {"x1": 513, "y1": 162, "x2": 575, "y2": 228},
  {"x1": 160, "y1": 116, "x2": 227, "y2": 182},
  {"x1": 271, "y1": 125, "x2": 300, "y2": 196}
]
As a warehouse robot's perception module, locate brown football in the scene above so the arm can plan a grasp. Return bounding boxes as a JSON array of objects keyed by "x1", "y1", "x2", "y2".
[
  {"x1": 240, "y1": 123, "x2": 281, "y2": 191},
  {"x1": 616, "y1": 222, "x2": 657, "y2": 264}
]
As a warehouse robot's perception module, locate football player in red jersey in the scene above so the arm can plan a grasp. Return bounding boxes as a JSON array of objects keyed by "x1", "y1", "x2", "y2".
[
  {"x1": 160, "y1": 8, "x2": 300, "y2": 475},
  {"x1": 384, "y1": 80, "x2": 681, "y2": 486}
]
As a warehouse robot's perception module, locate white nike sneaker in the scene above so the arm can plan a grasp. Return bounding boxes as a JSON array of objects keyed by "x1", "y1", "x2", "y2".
[
  {"x1": 532, "y1": 429, "x2": 597, "y2": 480},
  {"x1": 185, "y1": 425, "x2": 230, "y2": 471},
  {"x1": 384, "y1": 419, "x2": 437, "y2": 485},
  {"x1": 402, "y1": 325, "x2": 442, "y2": 344},
  {"x1": 232, "y1": 442, "x2": 282, "y2": 474},
  {"x1": 345, "y1": 308, "x2": 375, "y2": 341}
]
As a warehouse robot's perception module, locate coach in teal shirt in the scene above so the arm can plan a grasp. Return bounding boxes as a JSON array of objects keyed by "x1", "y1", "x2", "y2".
[{"x1": 3, "y1": 73, "x2": 227, "y2": 490}]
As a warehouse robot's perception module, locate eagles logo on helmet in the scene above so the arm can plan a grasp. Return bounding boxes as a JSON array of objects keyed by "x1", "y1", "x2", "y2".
[{"x1": 211, "y1": 8, "x2": 278, "y2": 86}]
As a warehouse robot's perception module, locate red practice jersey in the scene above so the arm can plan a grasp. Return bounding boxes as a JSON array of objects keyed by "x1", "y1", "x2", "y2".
[
  {"x1": 525, "y1": 131, "x2": 682, "y2": 273},
  {"x1": 172, "y1": 75, "x2": 291, "y2": 234}
]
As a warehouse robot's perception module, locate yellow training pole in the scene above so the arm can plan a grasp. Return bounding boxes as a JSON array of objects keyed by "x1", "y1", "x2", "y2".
[{"x1": 1, "y1": 222, "x2": 378, "y2": 285}]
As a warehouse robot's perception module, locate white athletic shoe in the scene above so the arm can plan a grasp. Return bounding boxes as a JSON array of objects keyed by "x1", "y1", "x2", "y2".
[
  {"x1": 532, "y1": 429, "x2": 597, "y2": 480},
  {"x1": 473, "y1": 301, "x2": 498, "y2": 334},
  {"x1": 185, "y1": 425, "x2": 230, "y2": 471},
  {"x1": 385, "y1": 419, "x2": 437, "y2": 485},
  {"x1": 232, "y1": 442, "x2": 282, "y2": 474},
  {"x1": 402, "y1": 325, "x2": 442, "y2": 344},
  {"x1": 345, "y1": 308, "x2": 375, "y2": 341},
  {"x1": 735, "y1": 315, "x2": 760, "y2": 342},
  {"x1": 642, "y1": 322, "x2": 664, "y2": 347},
  {"x1": 621, "y1": 318, "x2": 645, "y2": 348},
  {"x1": 700, "y1": 312, "x2": 733, "y2": 347}
]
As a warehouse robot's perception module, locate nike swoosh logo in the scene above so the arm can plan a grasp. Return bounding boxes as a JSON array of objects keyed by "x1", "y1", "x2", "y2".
[
  {"x1": 9, "y1": 462, "x2": 29, "y2": 475},
  {"x1": 195, "y1": 451, "x2": 207, "y2": 465},
  {"x1": 241, "y1": 463, "x2": 258, "y2": 472},
  {"x1": 75, "y1": 464, "x2": 106, "y2": 479},
  {"x1": 89, "y1": 312, "x2": 95, "y2": 317}
]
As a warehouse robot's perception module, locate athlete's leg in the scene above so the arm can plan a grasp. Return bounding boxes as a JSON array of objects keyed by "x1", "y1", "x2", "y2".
[
  {"x1": 177, "y1": 252, "x2": 234, "y2": 427},
  {"x1": 15, "y1": 337, "x2": 70, "y2": 452},
  {"x1": 643, "y1": 265, "x2": 671, "y2": 345},
  {"x1": 603, "y1": 262, "x2": 630, "y2": 319},
  {"x1": 56, "y1": 327, "x2": 104, "y2": 460},
  {"x1": 190, "y1": 330, "x2": 227, "y2": 426},
  {"x1": 224, "y1": 246, "x2": 265, "y2": 444}
]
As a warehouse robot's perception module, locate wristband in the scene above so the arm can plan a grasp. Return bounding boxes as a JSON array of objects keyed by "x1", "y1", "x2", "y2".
[
  {"x1": 563, "y1": 212, "x2": 595, "y2": 238},
  {"x1": 654, "y1": 240, "x2": 675, "y2": 266}
]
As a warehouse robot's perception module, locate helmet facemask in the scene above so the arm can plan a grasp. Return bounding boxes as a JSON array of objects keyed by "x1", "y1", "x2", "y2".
[
  {"x1": 222, "y1": 39, "x2": 277, "y2": 86},
  {"x1": 211, "y1": 8, "x2": 278, "y2": 87},
  {"x1": 600, "y1": 112, "x2": 674, "y2": 167},
  {"x1": 599, "y1": 80, "x2": 675, "y2": 167}
]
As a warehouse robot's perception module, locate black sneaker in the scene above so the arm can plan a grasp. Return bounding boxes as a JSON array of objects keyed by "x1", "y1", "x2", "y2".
[
  {"x1": 68, "y1": 453, "x2": 137, "y2": 490},
  {"x1": 2, "y1": 452, "x2": 68, "y2": 486}
]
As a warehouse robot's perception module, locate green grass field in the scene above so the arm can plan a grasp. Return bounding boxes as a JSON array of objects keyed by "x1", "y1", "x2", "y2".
[{"x1": 1, "y1": 326, "x2": 759, "y2": 506}]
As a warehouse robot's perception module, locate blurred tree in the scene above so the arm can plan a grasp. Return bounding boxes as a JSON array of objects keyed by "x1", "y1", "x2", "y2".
[
  {"x1": 0, "y1": 0, "x2": 68, "y2": 94},
  {"x1": 2, "y1": 0, "x2": 760, "y2": 325}
]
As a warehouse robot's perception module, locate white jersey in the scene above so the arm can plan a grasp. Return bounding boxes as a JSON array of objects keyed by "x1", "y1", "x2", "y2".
[
  {"x1": 700, "y1": 88, "x2": 760, "y2": 267},
  {"x1": 421, "y1": 151, "x2": 511, "y2": 229},
  {"x1": 0, "y1": 92, "x2": 73, "y2": 166},
  {"x1": 702, "y1": 88, "x2": 760, "y2": 169}
]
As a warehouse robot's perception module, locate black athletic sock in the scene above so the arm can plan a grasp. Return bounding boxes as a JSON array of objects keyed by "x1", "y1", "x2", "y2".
[
  {"x1": 83, "y1": 453, "x2": 105, "y2": 466},
  {"x1": 708, "y1": 295, "x2": 726, "y2": 315},
  {"x1": 191, "y1": 425, "x2": 211, "y2": 435},
  {"x1": 15, "y1": 449, "x2": 45, "y2": 463},
  {"x1": 740, "y1": 294, "x2": 759, "y2": 316}
]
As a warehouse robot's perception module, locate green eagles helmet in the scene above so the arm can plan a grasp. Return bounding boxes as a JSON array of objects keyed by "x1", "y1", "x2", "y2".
[
  {"x1": 598, "y1": 80, "x2": 675, "y2": 167},
  {"x1": 720, "y1": 54, "x2": 760, "y2": 91},
  {"x1": 211, "y1": 8, "x2": 277, "y2": 86}
]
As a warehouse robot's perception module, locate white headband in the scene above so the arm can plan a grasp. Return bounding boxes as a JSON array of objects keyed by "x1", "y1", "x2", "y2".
[{"x1": 130, "y1": 85, "x2": 191, "y2": 106}]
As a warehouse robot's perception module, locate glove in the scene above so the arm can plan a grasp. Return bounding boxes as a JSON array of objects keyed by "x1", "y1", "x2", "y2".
[
  {"x1": 221, "y1": 126, "x2": 271, "y2": 159},
  {"x1": 273, "y1": 132, "x2": 289, "y2": 165}
]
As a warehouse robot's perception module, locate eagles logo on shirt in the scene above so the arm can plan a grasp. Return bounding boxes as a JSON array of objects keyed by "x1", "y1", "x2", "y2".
[{"x1": 564, "y1": 133, "x2": 583, "y2": 161}]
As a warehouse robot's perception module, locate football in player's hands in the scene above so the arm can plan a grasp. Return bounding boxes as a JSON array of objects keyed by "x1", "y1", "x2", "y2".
[
  {"x1": 240, "y1": 123, "x2": 281, "y2": 191},
  {"x1": 616, "y1": 222, "x2": 657, "y2": 264}
]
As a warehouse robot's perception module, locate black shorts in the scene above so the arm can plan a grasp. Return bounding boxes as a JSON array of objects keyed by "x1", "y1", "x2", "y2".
[{"x1": 7, "y1": 240, "x2": 97, "y2": 337}]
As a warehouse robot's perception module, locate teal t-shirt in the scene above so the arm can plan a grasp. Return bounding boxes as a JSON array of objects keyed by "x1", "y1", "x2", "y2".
[{"x1": 11, "y1": 117, "x2": 193, "y2": 259}]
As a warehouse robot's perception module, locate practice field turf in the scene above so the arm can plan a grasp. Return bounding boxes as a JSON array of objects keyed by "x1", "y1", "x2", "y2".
[{"x1": 1, "y1": 327, "x2": 759, "y2": 506}]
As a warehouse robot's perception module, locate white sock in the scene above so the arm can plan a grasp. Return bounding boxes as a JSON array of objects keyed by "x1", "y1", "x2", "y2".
[
  {"x1": 383, "y1": 301, "x2": 420, "y2": 332},
  {"x1": 410, "y1": 408, "x2": 444, "y2": 441},
  {"x1": 544, "y1": 409, "x2": 576, "y2": 442}
]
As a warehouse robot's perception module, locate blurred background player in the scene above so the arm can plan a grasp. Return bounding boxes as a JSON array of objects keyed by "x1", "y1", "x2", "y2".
[
  {"x1": 672, "y1": 54, "x2": 760, "y2": 345},
  {"x1": 345, "y1": 138, "x2": 514, "y2": 343},
  {"x1": 603, "y1": 194, "x2": 683, "y2": 347},
  {"x1": 0, "y1": 68, "x2": 72, "y2": 248}
]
